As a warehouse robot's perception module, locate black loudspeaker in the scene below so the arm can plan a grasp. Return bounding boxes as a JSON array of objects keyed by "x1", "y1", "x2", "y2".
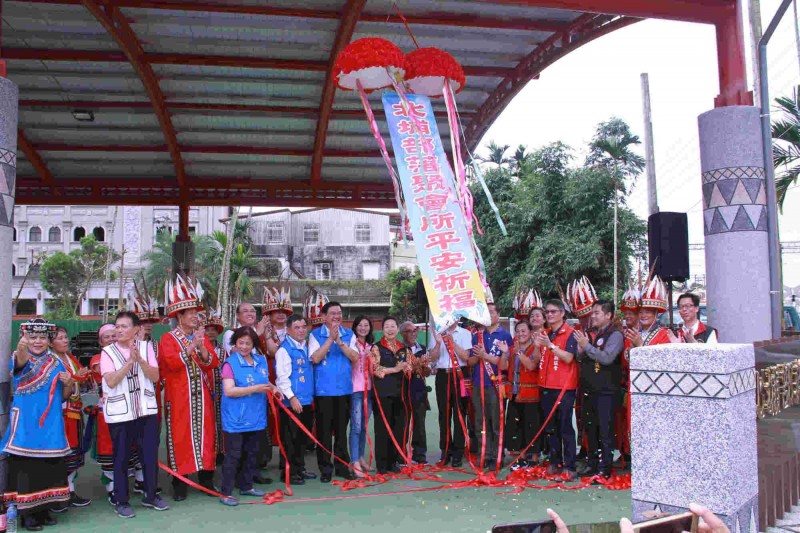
[
  {"x1": 647, "y1": 212, "x2": 689, "y2": 282},
  {"x1": 416, "y1": 278, "x2": 428, "y2": 308}
]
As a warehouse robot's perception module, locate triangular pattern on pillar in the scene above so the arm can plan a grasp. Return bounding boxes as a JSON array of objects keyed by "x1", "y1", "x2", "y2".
[
  {"x1": 756, "y1": 207, "x2": 768, "y2": 231},
  {"x1": 4, "y1": 195, "x2": 13, "y2": 225},
  {"x1": 743, "y1": 204, "x2": 764, "y2": 229},
  {"x1": 718, "y1": 205, "x2": 740, "y2": 229},
  {"x1": 708, "y1": 184, "x2": 729, "y2": 208},
  {"x1": 740, "y1": 178, "x2": 762, "y2": 203},
  {"x1": 0, "y1": 196, "x2": 6, "y2": 228},
  {"x1": 702, "y1": 182, "x2": 715, "y2": 208},
  {"x1": 716, "y1": 179, "x2": 738, "y2": 204},
  {"x1": 730, "y1": 180, "x2": 754, "y2": 205},
  {"x1": 709, "y1": 208, "x2": 729, "y2": 234},
  {"x1": 755, "y1": 184, "x2": 767, "y2": 205},
  {"x1": 2, "y1": 163, "x2": 14, "y2": 196},
  {"x1": 703, "y1": 209, "x2": 715, "y2": 233},
  {"x1": 0, "y1": 165, "x2": 9, "y2": 195},
  {"x1": 730, "y1": 205, "x2": 755, "y2": 231}
]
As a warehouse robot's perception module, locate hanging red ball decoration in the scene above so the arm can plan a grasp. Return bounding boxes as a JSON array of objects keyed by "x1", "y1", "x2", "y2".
[
  {"x1": 333, "y1": 37, "x2": 406, "y2": 92},
  {"x1": 404, "y1": 47, "x2": 466, "y2": 97}
]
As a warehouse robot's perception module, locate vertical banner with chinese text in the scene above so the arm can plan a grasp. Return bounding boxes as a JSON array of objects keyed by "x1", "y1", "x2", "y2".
[{"x1": 382, "y1": 92, "x2": 490, "y2": 330}]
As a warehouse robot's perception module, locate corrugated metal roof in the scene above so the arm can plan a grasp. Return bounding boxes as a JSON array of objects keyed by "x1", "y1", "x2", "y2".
[{"x1": 5, "y1": 0, "x2": 648, "y2": 207}]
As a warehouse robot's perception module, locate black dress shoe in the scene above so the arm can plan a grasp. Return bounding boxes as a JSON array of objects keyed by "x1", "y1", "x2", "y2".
[
  {"x1": 50, "y1": 499, "x2": 69, "y2": 513},
  {"x1": 69, "y1": 491, "x2": 92, "y2": 507},
  {"x1": 253, "y1": 474, "x2": 273, "y2": 485},
  {"x1": 389, "y1": 463, "x2": 402, "y2": 473},
  {"x1": 301, "y1": 471, "x2": 317, "y2": 480},
  {"x1": 439, "y1": 454, "x2": 451, "y2": 466},
  {"x1": 39, "y1": 511, "x2": 57, "y2": 526},
  {"x1": 24, "y1": 515, "x2": 43, "y2": 532},
  {"x1": 578, "y1": 465, "x2": 598, "y2": 477},
  {"x1": 336, "y1": 470, "x2": 355, "y2": 481},
  {"x1": 451, "y1": 457, "x2": 463, "y2": 468},
  {"x1": 320, "y1": 472, "x2": 332, "y2": 483}
]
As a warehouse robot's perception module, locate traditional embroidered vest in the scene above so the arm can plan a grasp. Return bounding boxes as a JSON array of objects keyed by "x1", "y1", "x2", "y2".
[
  {"x1": 311, "y1": 326, "x2": 354, "y2": 397},
  {"x1": 281, "y1": 338, "x2": 314, "y2": 406},
  {"x1": 101, "y1": 341, "x2": 158, "y2": 424}
]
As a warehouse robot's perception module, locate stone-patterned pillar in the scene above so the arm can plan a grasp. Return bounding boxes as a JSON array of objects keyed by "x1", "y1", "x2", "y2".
[
  {"x1": 0, "y1": 75, "x2": 18, "y2": 493},
  {"x1": 699, "y1": 107, "x2": 770, "y2": 342},
  {"x1": 630, "y1": 344, "x2": 758, "y2": 533}
]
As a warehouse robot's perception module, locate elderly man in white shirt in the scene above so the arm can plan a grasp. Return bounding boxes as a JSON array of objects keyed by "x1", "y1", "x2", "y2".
[
  {"x1": 274, "y1": 314, "x2": 317, "y2": 485},
  {"x1": 428, "y1": 320, "x2": 472, "y2": 468}
]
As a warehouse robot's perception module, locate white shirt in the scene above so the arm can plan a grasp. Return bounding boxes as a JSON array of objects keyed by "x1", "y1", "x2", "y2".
[
  {"x1": 430, "y1": 325, "x2": 471, "y2": 369},
  {"x1": 275, "y1": 335, "x2": 310, "y2": 401},
  {"x1": 683, "y1": 320, "x2": 718, "y2": 344},
  {"x1": 307, "y1": 325, "x2": 359, "y2": 356}
]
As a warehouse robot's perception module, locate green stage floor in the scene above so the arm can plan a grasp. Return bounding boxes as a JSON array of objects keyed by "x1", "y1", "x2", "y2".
[{"x1": 55, "y1": 382, "x2": 631, "y2": 533}]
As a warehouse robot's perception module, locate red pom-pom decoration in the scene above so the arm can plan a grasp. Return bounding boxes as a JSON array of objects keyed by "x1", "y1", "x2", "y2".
[
  {"x1": 333, "y1": 37, "x2": 406, "y2": 92},
  {"x1": 404, "y1": 47, "x2": 466, "y2": 97}
]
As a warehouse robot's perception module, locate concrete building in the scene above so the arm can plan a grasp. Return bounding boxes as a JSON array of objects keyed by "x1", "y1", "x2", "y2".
[
  {"x1": 249, "y1": 208, "x2": 392, "y2": 281},
  {"x1": 12, "y1": 205, "x2": 226, "y2": 317}
]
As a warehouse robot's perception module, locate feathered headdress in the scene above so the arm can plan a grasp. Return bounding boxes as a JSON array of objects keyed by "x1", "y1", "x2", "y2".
[
  {"x1": 164, "y1": 273, "x2": 204, "y2": 318},
  {"x1": 620, "y1": 275, "x2": 642, "y2": 313},
  {"x1": 567, "y1": 276, "x2": 598, "y2": 319},
  {"x1": 199, "y1": 306, "x2": 225, "y2": 333},
  {"x1": 303, "y1": 288, "x2": 329, "y2": 327},
  {"x1": 263, "y1": 285, "x2": 293, "y2": 315},
  {"x1": 641, "y1": 275, "x2": 668, "y2": 312},
  {"x1": 512, "y1": 288, "x2": 543, "y2": 320},
  {"x1": 130, "y1": 276, "x2": 161, "y2": 323}
]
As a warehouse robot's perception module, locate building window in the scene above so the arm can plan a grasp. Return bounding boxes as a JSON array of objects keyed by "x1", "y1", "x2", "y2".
[
  {"x1": 315, "y1": 262, "x2": 332, "y2": 281},
  {"x1": 11, "y1": 263, "x2": 15, "y2": 276},
  {"x1": 14, "y1": 299, "x2": 36, "y2": 315},
  {"x1": 48, "y1": 226, "x2": 61, "y2": 243},
  {"x1": 267, "y1": 222, "x2": 284, "y2": 244},
  {"x1": 362, "y1": 262, "x2": 380, "y2": 280},
  {"x1": 355, "y1": 223, "x2": 371, "y2": 244},
  {"x1": 12, "y1": 227, "x2": 17, "y2": 241},
  {"x1": 304, "y1": 224, "x2": 320, "y2": 243},
  {"x1": 73, "y1": 227, "x2": 86, "y2": 241},
  {"x1": 29, "y1": 226, "x2": 42, "y2": 243},
  {"x1": 189, "y1": 226, "x2": 196, "y2": 235},
  {"x1": 93, "y1": 226, "x2": 105, "y2": 242}
]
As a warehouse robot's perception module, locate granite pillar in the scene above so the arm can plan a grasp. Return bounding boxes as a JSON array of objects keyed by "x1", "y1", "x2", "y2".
[
  {"x1": 698, "y1": 106, "x2": 770, "y2": 343},
  {"x1": 0, "y1": 75, "x2": 19, "y2": 490},
  {"x1": 630, "y1": 343, "x2": 758, "y2": 533}
]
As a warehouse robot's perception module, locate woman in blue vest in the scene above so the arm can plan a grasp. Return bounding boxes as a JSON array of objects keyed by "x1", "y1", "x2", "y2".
[
  {"x1": 219, "y1": 327, "x2": 282, "y2": 506},
  {"x1": 371, "y1": 316, "x2": 412, "y2": 475}
]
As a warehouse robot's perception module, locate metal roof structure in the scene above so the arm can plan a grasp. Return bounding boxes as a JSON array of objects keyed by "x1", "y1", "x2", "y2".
[{"x1": 3, "y1": 0, "x2": 748, "y2": 209}]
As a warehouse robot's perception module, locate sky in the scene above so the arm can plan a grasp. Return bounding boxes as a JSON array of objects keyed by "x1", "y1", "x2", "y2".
[{"x1": 475, "y1": 1, "x2": 800, "y2": 287}]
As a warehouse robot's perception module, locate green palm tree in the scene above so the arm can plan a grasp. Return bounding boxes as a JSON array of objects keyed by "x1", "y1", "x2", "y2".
[
  {"x1": 587, "y1": 118, "x2": 646, "y2": 307},
  {"x1": 512, "y1": 144, "x2": 529, "y2": 175},
  {"x1": 478, "y1": 141, "x2": 513, "y2": 168},
  {"x1": 772, "y1": 86, "x2": 800, "y2": 211},
  {"x1": 143, "y1": 231, "x2": 220, "y2": 303}
]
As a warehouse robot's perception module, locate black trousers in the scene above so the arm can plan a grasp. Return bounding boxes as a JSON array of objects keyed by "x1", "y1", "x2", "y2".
[
  {"x1": 108, "y1": 414, "x2": 159, "y2": 504},
  {"x1": 505, "y1": 399, "x2": 541, "y2": 457},
  {"x1": 315, "y1": 395, "x2": 351, "y2": 474},
  {"x1": 540, "y1": 388, "x2": 577, "y2": 472},
  {"x1": 410, "y1": 396, "x2": 428, "y2": 460},
  {"x1": 279, "y1": 407, "x2": 314, "y2": 477},
  {"x1": 581, "y1": 390, "x2": 616, "y2": 472},
  {"x1": 435, "y1": 370, "x2": 468, "y2": 459},
  {"x1": 374, "y1": 394, "x2": 406, "y2": 472},
  {"x1": 220, "y1": 430, "x2": 264, "y2": 496}
]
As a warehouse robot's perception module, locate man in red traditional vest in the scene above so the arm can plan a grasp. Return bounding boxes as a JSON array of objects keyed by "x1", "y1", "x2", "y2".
[
  {"x1": 624, "y1": 275, "x2": 677, "y2": 349},
  {"x1": 676, "y1": 293, "x2": 718, "y2": 344},
  {"x1": 159, "y1": 274, "x2": 220, "y2": 501},
  {"x1": 537, "y1": 299, "x2": 579, "y2": 480}
]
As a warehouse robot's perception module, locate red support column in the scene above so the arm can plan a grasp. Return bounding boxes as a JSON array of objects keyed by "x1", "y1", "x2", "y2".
[
  {"x1": 714, "y1": 2, "x2": 753, "y2": 107},
  {"x1": 177, "y1": 202, "x2": 190, "y2": 242}
]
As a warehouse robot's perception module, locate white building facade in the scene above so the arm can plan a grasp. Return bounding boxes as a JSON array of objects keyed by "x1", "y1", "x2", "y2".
[{"x1": 12, "y1": 205, "x2": 226, "y2": 316}]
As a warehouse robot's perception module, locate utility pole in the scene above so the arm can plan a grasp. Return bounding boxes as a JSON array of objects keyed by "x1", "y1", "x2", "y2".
[
  {"x1": 641, "y1": 73, "x2": 659, "y2": 216},
  {"x1": 749, "y1": 0, "x2": 763, "y2": 105},
  {"x1": 794, "y1": 0, "x2": 800, "y2": 74}
]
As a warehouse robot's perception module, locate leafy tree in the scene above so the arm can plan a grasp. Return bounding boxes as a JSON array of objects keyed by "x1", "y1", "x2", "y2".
[
  {"x1": 772, "y1": 86, "x2": 800, "y2": 210},
  {"x1": 478, "y1": 141, "x2": 513, "y2": 168},
  {"x1": 586, "y1": 118, "x2": 646, "y2": 306},
  {"x1": 39, "y1": 235, "x2": 119, "y2": 318},
  {"x1": 471, "y1": 131, "x2": 647, "y2": 316},
  {"x1": 387, "y1": 267, "x2": 425, "y2": 323}
]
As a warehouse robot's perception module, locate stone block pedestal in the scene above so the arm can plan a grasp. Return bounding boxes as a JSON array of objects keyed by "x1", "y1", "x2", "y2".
[{"x1": 630, "y1": 343, "x2": 758, "y2": 533}]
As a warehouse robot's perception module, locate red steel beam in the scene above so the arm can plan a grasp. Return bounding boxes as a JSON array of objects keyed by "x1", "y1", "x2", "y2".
[
  {"x1": 33, "y1": 142, "x2": 392, "y2": 158},
  {"x1": 4, "y1": 48, "x2": 511, "y2": 77},
  {"x1": 310, "y1": 0, "x2": 367, "y2": 184},
  {"x1": 18, "y1": 99, "x2": 476, "y2": 118},
  {"x1": 471, "y1": 0, "x2": 731, "y2": 24},
  {"x1": 16, "y1": 129, "x2": 60, "y2": 195},
  {"x1": 464, "y1": 14, "x2": 640, "y2": 150},
  {"x1": 15, "y1": 0, "x2": 572, "y2": 32},
  {"x1": 79, "y1": 1, "x2": 188, "y2": 192}
]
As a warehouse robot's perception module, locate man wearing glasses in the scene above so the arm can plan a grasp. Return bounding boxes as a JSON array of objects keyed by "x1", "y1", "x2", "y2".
[
  {"x1": 676, "y1": 293, "x2": 717, "y2": 344},
  {"x1": 535, "y1": 300, "x2": 579, "y2": 480}
]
